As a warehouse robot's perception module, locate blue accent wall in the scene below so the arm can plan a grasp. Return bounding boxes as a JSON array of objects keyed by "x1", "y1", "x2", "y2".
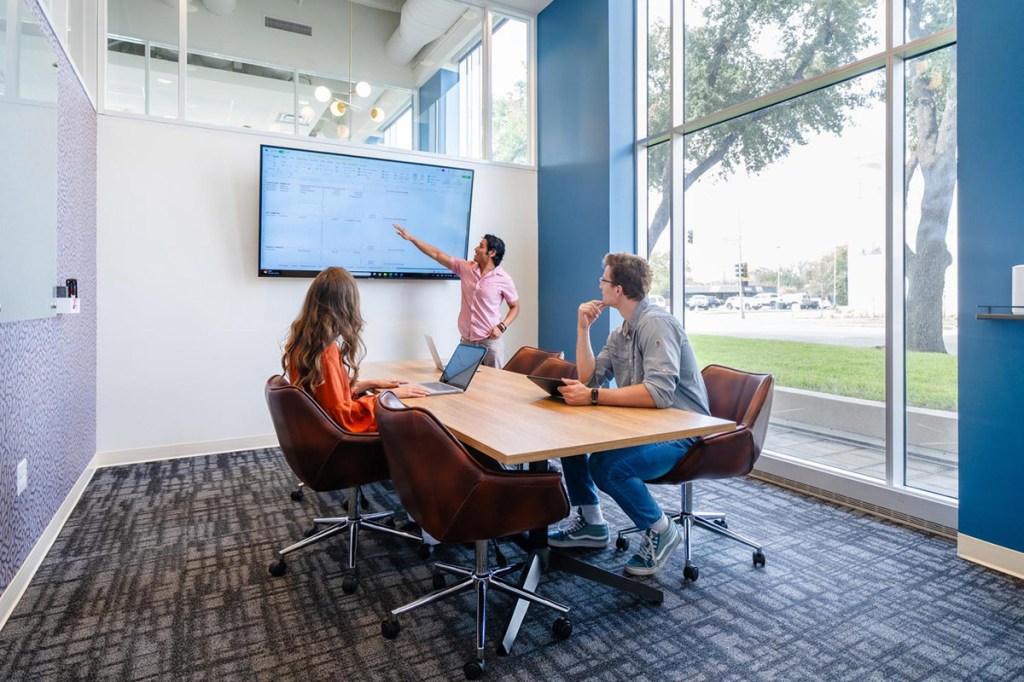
[
  {"x1": 957, "y1": 3, "x2": 1024, "y2": 553},
  {"x1": 537, "y1": 0, "x2": 635, "y2": 360}
]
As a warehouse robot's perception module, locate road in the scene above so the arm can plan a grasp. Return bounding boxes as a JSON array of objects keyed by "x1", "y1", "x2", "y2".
[{"x1": 683, "y1": 307, "x2": 959, "y2": 355}]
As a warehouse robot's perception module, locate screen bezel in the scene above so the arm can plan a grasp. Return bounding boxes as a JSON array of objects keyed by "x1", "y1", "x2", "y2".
[{"x1": 258, "y1": 144, "x2": 473, "y2": 279}]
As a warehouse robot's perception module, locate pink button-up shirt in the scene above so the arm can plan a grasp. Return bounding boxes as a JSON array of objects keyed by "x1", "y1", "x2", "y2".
[{"x1": 449, "y1": 258, "x2": 519, "y2": 342}]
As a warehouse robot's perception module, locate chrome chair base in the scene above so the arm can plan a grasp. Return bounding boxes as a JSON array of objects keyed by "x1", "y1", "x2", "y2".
[
  {"x1": 381, "y1": 540, "x2": 571, "y2": 679},
  {"x1": 269, "y1": 485, "x2": 423, "y2": 590},
  {"x1": 615, "y1": 481, "x2": 766, "y2": 581}
]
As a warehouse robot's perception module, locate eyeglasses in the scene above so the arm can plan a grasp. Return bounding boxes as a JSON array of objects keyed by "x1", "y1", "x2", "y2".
[{"x1": 599, "y1": 277, "x2": 617, "y2": 287}]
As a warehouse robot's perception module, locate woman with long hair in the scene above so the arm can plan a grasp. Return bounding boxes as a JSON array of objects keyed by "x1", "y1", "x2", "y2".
[{"x1": 282, "y1": 266, "x2": 428, "y2": 432}]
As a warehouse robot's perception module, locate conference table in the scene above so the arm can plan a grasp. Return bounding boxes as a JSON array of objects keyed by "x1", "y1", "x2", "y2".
[{"x1": 362, "y1": 360, "x2": 736, "y2": 652}]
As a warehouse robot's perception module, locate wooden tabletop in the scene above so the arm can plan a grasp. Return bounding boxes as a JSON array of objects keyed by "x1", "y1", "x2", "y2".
[{"x1": 363, "y1": 360, "x2": 735, "y2": 466}]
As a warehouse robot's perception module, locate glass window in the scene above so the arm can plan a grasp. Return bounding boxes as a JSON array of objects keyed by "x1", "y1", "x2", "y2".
[
  {"x1": 904, "y1": 46, "x2": 957, "y2": 497},
  {"x1": 645, "y1": 0, "x2": 671, "y2": 136},
  {"x1": 490, "y1": 14, "x2": 529, "y2": 164},
  {"x1": 1, "y1": 0, "x2": 8, "y2": 97},
  {"x1": 684, "y1": 73, "x2": 887, "y2": 479},
  {"x1": 382, "y1": 105, "x2": 414, "y2": 150},
  {"x1": 905, "y1": 0, "x2": 956, "y2": 43},
  {"x1": 458, "y1": 41, "x2": 483, "y2": 159},
  {"x1": 646, "y1": 141, "x2": 672, "y2": 312},
  {"x1": 106, "y1": 0, "x2": 178, "y2": 118},
  {"x1": 101, "y1": 1, "x2": 521, "y2": 165},
  {"x1": 683, "y1": 0, "x2": 884, "y2": 122}
]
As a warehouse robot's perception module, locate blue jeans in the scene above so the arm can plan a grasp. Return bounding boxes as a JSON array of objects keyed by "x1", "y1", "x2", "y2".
[{"x1": 560, "y1": 437, "x2": 697, "y2": 529}]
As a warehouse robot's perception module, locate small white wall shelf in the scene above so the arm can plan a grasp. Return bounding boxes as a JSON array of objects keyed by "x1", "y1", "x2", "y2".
[{"x1": 51, "y1": 297, "x2": 81, "y2": 314}]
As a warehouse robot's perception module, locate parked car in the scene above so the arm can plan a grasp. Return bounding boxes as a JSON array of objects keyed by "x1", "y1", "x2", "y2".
[
  {"x1": 688, "y1": 294, "x2": 710, "y2": 310},
  {"x1": 751, "y1": 292, "x2": 781, "y2": 309},
  {"x1": 779, "y1": 293, "x2": 813, "y2": 309},
  {"x1": 812, "y1": 297, "x2": 834, "y2": 309},
  {"x1": 647, "y1": 294, "x2": 668, "y2": 311},
  {"x1": 724, "y1": 295, "x2": 760, "y2": 310},
  {"x1": 706, "y1": 295, "x2": 724, "y2": 308}
]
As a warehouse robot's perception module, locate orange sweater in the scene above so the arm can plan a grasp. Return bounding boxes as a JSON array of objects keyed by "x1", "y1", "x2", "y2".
[{"x1": 289, "y1": 343, "x2": 377, "y2": 433}]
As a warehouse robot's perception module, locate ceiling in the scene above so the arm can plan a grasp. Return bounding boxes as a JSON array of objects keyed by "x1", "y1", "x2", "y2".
[
  {"x1": 350, "y1": 0, "x2": 555, "y2": 15},
  {"x1": 487, "y1": 0, "x2": 554, "y2": 14}
]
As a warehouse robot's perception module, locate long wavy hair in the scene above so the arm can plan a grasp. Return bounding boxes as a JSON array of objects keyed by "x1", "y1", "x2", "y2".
[{"x1": 282, "y1": 267, "x2": 365, "y2": 394}]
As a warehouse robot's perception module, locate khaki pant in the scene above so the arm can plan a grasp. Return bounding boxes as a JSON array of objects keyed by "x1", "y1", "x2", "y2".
[{"x1": 460, "y1": 336, "x2": 505, "y2": 369}]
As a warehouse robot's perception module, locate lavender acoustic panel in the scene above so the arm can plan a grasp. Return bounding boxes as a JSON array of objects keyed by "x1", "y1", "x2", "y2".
[{"x1": 0, "y1": 0, "x2": 97, "y2": 593}]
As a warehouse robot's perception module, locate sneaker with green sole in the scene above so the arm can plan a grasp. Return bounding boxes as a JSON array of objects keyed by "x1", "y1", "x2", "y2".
[
  {"x1": 548, "y1": 511, "x2": 610, "y2": 548},
  {"x1": 624, "y1": 521, "x2": 681, "y2": 576}
]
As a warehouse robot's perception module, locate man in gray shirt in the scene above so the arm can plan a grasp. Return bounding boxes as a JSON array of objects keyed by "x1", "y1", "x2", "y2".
[{"x1": 552, "y1": 253, "x2": 710, "y2": 576}]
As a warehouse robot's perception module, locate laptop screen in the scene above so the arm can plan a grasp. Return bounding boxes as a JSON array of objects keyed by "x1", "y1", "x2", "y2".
[{"x1": 440, "y1": 343, "x2": 488, "y2": 389}]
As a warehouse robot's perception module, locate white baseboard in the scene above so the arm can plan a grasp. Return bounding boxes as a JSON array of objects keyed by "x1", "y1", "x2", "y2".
[
  {"x1": 94, "y1": 434, "x2": 279, "y2": 468},
  {"x1": 0, "y1": 460, "x2": 97, "y2": 633},
  {"x1": 957, "y1": 534, "x2": 1024, "y2": 580}
]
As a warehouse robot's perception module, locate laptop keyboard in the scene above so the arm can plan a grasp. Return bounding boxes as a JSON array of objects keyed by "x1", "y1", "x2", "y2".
[{"x1": 420, "y1": 382, "x2": 462, "y2": 395}]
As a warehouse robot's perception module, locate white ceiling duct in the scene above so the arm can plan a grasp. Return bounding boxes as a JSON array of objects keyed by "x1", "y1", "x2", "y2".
[
  {"x1": 385, "y1": 0, "x2": 467, "y2": 66},
  {"x1": 202, "y1": 0, "x2": 237, "y2": 15},
  {"x1": 159, "y1": 0, "x2": 236, "y2": 14}
]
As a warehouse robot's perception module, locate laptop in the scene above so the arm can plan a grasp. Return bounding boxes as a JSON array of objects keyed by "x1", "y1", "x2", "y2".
[
  {"x1": 425, "y1": 334, "x2": 446, "y2": 372},
  {"x1": 416, "y1": 343, "x2": 488, "y2": 396}
]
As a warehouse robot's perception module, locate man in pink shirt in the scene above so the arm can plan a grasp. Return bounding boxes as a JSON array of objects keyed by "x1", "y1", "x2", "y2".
[{"x1": 394, "y1": 224, "x2": 520, "y2": 368}]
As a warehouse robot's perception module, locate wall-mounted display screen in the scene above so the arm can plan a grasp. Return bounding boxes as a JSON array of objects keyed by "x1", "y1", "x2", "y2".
[{"x1": 258, "y1": 144, "x2": 474, "y2": 278}]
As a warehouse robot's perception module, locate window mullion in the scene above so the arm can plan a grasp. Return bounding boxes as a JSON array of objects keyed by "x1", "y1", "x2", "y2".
[
  {"x1": 670, "y1": 0, "x2": 684, "y2": 321},
  {"x1": 886, "y1": 0, "x2": 907, "y2": 488}
]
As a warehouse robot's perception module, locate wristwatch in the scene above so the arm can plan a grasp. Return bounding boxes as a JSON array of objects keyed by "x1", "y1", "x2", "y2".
[{"x1": 591, "y1": 388, "x2": 599, "y2": 405}]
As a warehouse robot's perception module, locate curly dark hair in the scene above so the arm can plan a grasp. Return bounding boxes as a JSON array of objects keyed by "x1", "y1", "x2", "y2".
[
  {"x1": 483, "y1": 234, "x2": 506, "y2": 266},
  {"x1": 603, "y1": 253, "x2": 652, "y2": 301}
]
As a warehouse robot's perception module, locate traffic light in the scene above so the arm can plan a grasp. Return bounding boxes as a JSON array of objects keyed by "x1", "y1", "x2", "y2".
[
  {"x1": 687, "y1": 229, "x2": 694, "y2": 244},
  {"x1": 734, "y1": 263, "x2": 742, "y2": 277},
  {"x1": 739, "y1": 262, "x2": 748, "y2": 278}
]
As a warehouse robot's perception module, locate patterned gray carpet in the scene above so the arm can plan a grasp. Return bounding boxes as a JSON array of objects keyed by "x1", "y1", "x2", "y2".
[{"x1": 1, "y1": 449, "x2": 1023, "y2": 681}]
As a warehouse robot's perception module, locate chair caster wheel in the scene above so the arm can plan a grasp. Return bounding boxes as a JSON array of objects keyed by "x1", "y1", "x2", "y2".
[
  {"x1": 290, "y1": 489, "x2": 304, "y2": 502},
  {"x1": 615, "y1": 536, "x2": 629, "y2": 551},
  {"x1": 683, "y1": 564, "x2": 699, "y2": 582},
  {"x1": 552, "y1": 616, "x2": 572, "y2": 640},
  {"x1": 381, "y1": 619, "x2": 401, "y2": 639},
  {"x1": 342, "y1": 575, "x2": 358, "y2": 594},
  {"x1": 753, "y1": 550, "x2": 766, "y2": 567},
  {"x1": 304, "y1": 525, "x2": 318, "y2": 538},
  {"x1": 713, "y1": 518, "x2": 729, "y2": 529},
  {"x1": 432, "y1": 573, "x2": 446, "y2": 590},
  {"x1": 268, "y1": 559, "x2": 287, "y2": 577},
  {"x1": 463, "y1": 659, "x2": 485, "y2": 680},
  {"x1": 417, "y1": 544, "x2": 432, "y2": 560}
]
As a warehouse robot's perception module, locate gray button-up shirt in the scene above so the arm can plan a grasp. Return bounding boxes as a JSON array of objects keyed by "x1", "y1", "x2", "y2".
[{"x1": 589, "y1": 299, "x2": 710, "y2": 415}]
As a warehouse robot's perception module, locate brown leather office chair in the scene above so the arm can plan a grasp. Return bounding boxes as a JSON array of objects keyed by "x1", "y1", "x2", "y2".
[
  {"x1": 374, "y1": 391, "x2": 572, "y2": 680},
  {"x1": 502, "y1": 345, "x2": 564, "y2": 375},
  {"x1": 530, "y1": 357, "x2": 578, "y2": 381},
  {"x1": 264, "y1": 375, "x2": 422, "y2": 593},
  {"x1": 615, "y1": 364, "x2": 774, "y2": 583}
]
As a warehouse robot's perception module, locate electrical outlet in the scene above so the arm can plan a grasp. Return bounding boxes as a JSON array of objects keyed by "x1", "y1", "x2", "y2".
[{"x1": 16, "y1": 459, "x2": 27, "y2": 495}]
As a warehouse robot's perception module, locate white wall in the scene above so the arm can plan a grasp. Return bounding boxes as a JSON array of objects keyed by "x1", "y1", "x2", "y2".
[{"x1": 97, "y1": 115, "x2": 538, "y2": 455}]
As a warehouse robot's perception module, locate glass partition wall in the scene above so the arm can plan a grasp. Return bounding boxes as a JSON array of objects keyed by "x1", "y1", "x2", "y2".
[
  {"x1": 638, "y1": 0, "x2": 958, "y2": 518},
  {"x1": 103, "y1": 0, "x2": 532, "y2": 164}
]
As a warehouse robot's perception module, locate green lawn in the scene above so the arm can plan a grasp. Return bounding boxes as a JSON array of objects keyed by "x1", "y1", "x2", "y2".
[{"x1": 689, "y1": 334, "x2": 958, "y2": 411}]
